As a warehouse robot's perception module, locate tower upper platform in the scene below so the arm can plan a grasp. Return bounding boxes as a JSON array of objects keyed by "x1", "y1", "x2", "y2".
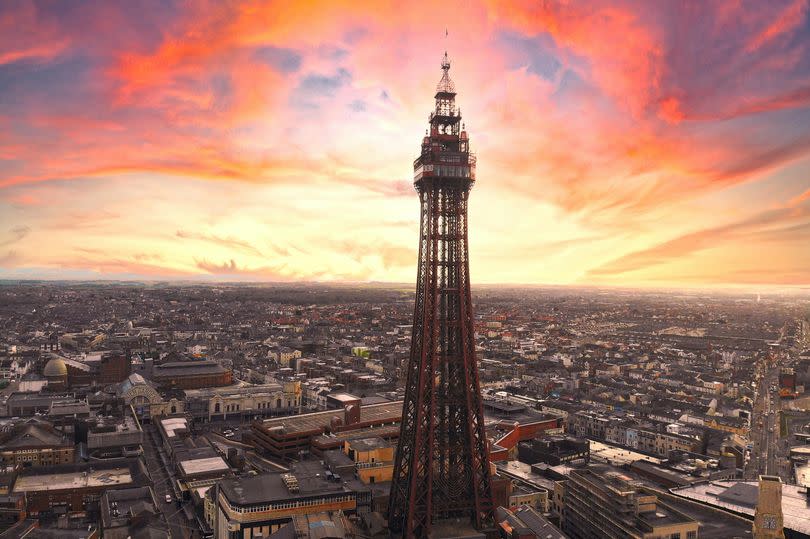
[{"x1": 413, "y1": 52, "x2": 476, "y2": 191}]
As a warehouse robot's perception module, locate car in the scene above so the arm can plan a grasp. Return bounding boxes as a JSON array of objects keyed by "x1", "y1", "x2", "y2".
[{"x1": 165, "y1": 494, "x2": 172, "y2": 504}]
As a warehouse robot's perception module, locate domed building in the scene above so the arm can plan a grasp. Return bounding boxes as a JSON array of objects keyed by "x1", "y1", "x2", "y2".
[{"x1": 43, "y1": 357, "x2": 68, "y2": 390}]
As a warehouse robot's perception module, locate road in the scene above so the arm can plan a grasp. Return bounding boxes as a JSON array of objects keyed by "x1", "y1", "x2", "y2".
[
  {"x1": 143, "y1": 424, "x2": 199, "y2": 538},
  {"x1": 745, "y1": 357, "x2": 791, "y2": 482}
]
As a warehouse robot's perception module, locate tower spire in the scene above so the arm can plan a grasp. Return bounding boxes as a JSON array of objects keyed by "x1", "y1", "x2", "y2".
[
  {"x1": 437, "y1": 51, "x2": 455, "y2": 94},
  {"x1": 389, "y1": 51, "x2": 491, "y2": 538}
]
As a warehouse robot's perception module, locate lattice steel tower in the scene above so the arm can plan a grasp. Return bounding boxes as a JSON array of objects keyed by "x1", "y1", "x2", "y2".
[{"x1": 389, "y1": 52, "x2": 493, "y2": 537}]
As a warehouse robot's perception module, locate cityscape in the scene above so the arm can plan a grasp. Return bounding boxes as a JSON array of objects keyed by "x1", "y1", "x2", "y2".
[{"x1": 2, "y1": 2, "x2": 810, "y2": 539}]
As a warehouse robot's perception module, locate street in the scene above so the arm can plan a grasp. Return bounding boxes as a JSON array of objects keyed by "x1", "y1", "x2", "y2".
[
  {"x1": 745, "y1": 356, "x2": 791, "y2": 483},
  {"x1": 143, "y1": 424, "x2": 199, "y2": 538}
]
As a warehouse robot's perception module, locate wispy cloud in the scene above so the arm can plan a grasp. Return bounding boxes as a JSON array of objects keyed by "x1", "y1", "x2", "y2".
[
  {"x1": 588, "y1": 194, "x2": 810, "y2": 278},
  {"x1": 176, "y1": 230, "x2": 262, "y2": 256},
  {"x1": 0, "y1": 226, "x2": 31, "y2": 247}
]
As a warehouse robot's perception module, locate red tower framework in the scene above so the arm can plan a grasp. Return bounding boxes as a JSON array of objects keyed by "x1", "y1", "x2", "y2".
[{"x1": 389, "y1": 53, "x2": 493, "y2": 537}]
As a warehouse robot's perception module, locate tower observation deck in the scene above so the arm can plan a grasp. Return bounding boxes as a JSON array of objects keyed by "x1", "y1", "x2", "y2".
[{"x1": 388, "y1": 52, "x2": 493, "y2": 537}]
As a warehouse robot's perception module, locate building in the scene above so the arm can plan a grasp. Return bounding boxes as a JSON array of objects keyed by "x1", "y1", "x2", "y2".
[
  {"x1": 562, "y1": 467, "x2": 699, "y2": 539},
  {"x1": 155, "y1": 416, "x2": 231, "y2": 494},
  {"x1": 42, "y1": 358, "x2": 67, "y2": 390},
  {"x1": 489, "y1": 415, "x2": 566, "y2": 461},
  {"x1": 85, "y1": 412, "x2": 143, "y2": 459},
  {"x1": 150, "y1": 360, "x2": 232, "y2": 390},
  {"x1": 343, "y1": 437, "x2": 394, "y2": 485},
  {"x1": 11, "y1": 458, "x2": 149, "y2": 515},
  {"x1": 326, "y1": 393, "x2": 361, "y2": 411},
  {"x1": 184, "y1": 381, "x2": 301, "y2": 422},
  {"x1": 208, "y1": 463, "x2": 370, "y2": 537},
  {"x1": 3, "y1": 392, "x2": 79, "y2": 417},
  {"x1": 517, "y1": 436, "x2": 589, "y2": 466},
  {"x1": 670, "y1": 479, "x2": 810, "y2": 538},
  {"x1": 100, "y1": 486, "x2": 170, "y2": 539},
  {"x1": 0, "y1": 419, "x2": 74, "y2": 468},
  {"x1": 495, "y1": 505, "x2": 566, "y2": 539},
  {"x1": 117, "y1": 373, "x2": 184, "y2": 420},
  {"x1": 567, "y1": 412, "x2": 699, "y2": 458},
  {"x1": 251, "y1": 400, "x2": 402, "y2": 460}
]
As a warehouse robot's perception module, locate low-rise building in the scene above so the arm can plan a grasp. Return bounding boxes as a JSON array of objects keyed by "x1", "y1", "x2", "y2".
[
  {"x1": 100, "y1": 486, "x2": 170, "y2": 539},
  {"x1": 184, "y1": 381, "x2": 301, "y2": 422},
  {"x1": 251, "y1": 401, "x2": 402, "y2": 460},
  {"x1": 517, "y1": 435, "x2": 589, "y2": 466},
  {"x1": 343, "y1": 437, "x2": 394, "y2": 485},
  {"x1": 208, "y1": 462, "x2": 370, "y2": 537},
  {"x1": 0, "y1": 419, "x2": 74, "y2": 468},
  {"x1": 86, "y1": 412, "x2": 143, "y2": 458},
  {"x1": 150, "y1": 360, "x2": 233, "y2": 390},
  {"x1": 562, "y1": 467, "x2": 699, "y2": 539},
  {"x1": 11, "y1": 458, "x2": 149, "y2": 515}
]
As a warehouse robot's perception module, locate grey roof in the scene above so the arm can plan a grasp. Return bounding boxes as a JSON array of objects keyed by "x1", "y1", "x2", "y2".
[
  {"x1": 153, "y1": 360, "x2": 227, "y2": 377},
  {"x1": 512, "y1": 505, "x2": 568, "y2": 539},
  {"x1": 219, "y1": 473, "x2": 348, "y2": 506},
  {"x1": 0, "y1": 423, "x2": 69, "y2": 449},
  {"x1": 716, "y1": 482, "x2": 759, "y2": 507},
  {"x1": 347, "y1": 437, "x2": 391, "y2": 452}
]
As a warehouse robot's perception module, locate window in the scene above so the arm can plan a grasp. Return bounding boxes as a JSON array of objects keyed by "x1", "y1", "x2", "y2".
[
  {"x1": 670, "y1": 534, "x2": 680, "y2": 539},
  {"x1": 686, "y1": 533, "x2": 696, "y2": 539}
]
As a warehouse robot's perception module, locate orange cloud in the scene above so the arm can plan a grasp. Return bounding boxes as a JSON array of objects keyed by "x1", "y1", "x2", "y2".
[
  {"x1": 2, "y1": 1, "x2": 810, "y2": 287},
  {"x1": 746, "y1": 0, "x2": 809, "y2": 52},
  {"x1": 588, "y1": 195, "x2": 810, "y2": 278}
]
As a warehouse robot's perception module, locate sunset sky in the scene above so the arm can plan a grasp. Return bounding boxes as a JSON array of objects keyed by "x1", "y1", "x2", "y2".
[{"x1": 1, "y1": 1, "x2": 810, "y2": 287}]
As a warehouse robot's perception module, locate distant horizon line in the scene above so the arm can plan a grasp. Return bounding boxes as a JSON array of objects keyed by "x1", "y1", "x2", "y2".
[{"x1": 1, "y1": 277, "x2": 808, "y2": 294}]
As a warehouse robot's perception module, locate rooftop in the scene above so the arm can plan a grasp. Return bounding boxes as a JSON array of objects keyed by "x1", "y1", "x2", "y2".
[
  {"x1": 219, "y1": 472, "x2": 350, "y2": 506},
  {"x1": 13, "y1": 467, "x2": 133, "y2": 492},
  {"x1": 153, "y1": 360, "x2": 228, "y2": 377},
  {"x1": 159, "y1": 417, "x2": 188, "y2": 438},
  {"x1": 671, "y1": 480, "x2": 810, "y2": 536},
  {"x1": 0, "y1": 422, "x2": 69, "y2": 449},
  {"x1": 347, "y1": 437, "x2": 392, "y2": 452},
  {"x1": 178, "y1": 456, "x2": 230, "y2": 477},
  {"x1": 258, "y1": 401, "x2": 403, "y2": 434}
]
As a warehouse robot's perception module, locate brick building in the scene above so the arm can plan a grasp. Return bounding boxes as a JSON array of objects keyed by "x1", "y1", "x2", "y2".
[
  {"x1": 0, "y1": 420, "x2": 74, "y2": 468},
  {"x1": 151, "y1": 360, "x2": 232, "y2": 390}
]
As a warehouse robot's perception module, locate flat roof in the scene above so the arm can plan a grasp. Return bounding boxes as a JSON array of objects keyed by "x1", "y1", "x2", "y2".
[
  {"x1": 160, "y1": 417, "x2": 188, "y2": 438},
  {"x1": 671, "y1": 480, "x2": 810, "y2": 535},
  {"x1": 590, "y1": 440, "x2": 663, "y2": 466},
  {"x1": 328, "y1": 393, "x2": 361, "y2": 403},
  {"x1": 348, "y1": 437, "x2": 392, "y2": 452},
  {"x1": 312, "y1": 425, "x2": 400, "y2": 447},
  {"x1": 13, "y1": 467, "x2": 132, "y2": 492},
  {"x1": 179, "y1": 456, "x2": 230, "y2": 477},
  {"x1": 258, "y1": 401, "x2": 403, "y2": 434},
  {"x1": 219, "y1": 472, "x2": 349, "y2": 506}
]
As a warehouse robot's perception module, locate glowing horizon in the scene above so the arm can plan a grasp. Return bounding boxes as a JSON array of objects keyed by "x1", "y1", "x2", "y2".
[{"x1": 1, "y1": 1, "x2": 810, "y2": 288}]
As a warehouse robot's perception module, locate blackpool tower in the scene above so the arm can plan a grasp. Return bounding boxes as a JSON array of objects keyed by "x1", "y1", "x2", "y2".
[{"x1": 388, "y1": 53, "x2": 493, "y2": 537}]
